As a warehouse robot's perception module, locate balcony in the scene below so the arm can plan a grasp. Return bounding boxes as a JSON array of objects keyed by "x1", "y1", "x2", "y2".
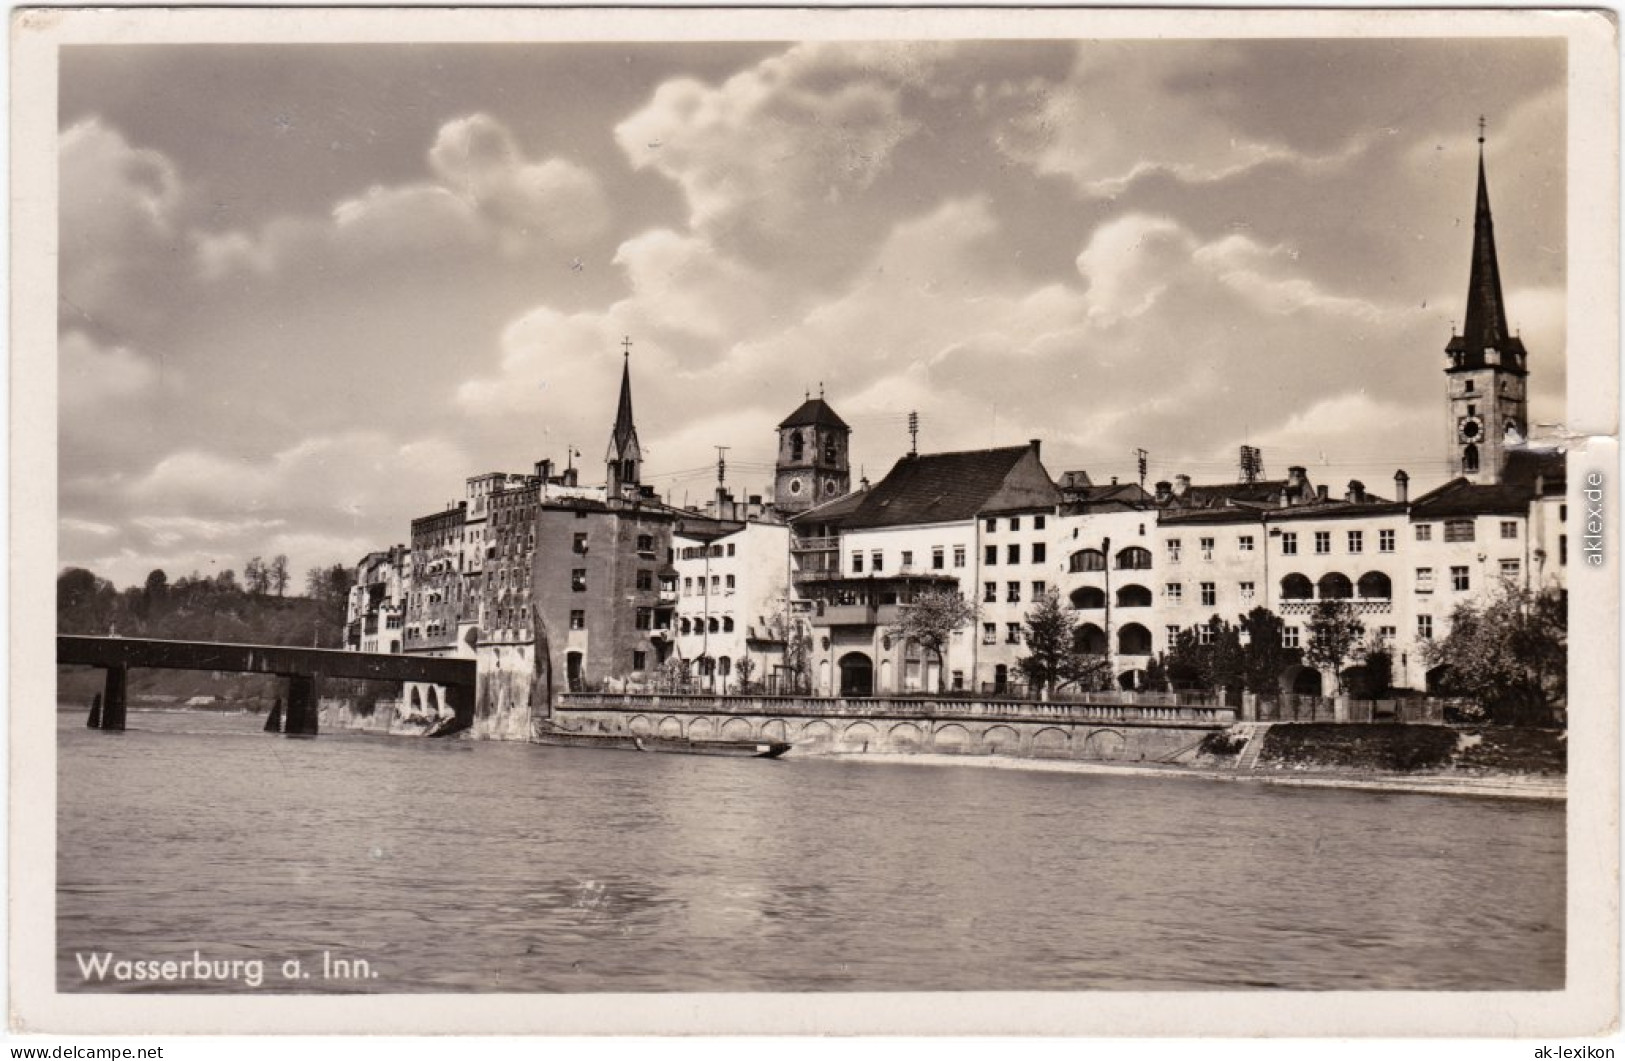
[
  {"x1": 791, "y1": 535, "x2": 840, "y2": 553},
  {"x1": 811, "y1": 602, "x2": 877, "y2": 626}
]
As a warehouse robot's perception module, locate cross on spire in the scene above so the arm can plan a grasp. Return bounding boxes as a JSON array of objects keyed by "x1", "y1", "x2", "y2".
[
  {"x1": 1478, "y1": 114, "x2": 1486, "y2": 145},
  {"x1": 621, "y1": 335, "x2": 633, "y2": 359}
]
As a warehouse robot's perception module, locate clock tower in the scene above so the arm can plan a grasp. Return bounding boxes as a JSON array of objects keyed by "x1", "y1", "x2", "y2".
[
  {"x1": 774, "y1": 391, "x2": 851, "y2": 515},
  {"x1": 1445, "y1": 123, "x2": 1529, "y2": 485}
]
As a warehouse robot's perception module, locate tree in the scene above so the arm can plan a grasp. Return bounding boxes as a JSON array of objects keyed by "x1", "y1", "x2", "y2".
[
  {"x1": 887, "y1": 588, "x2": 978, "y2": 693},
  {"x1": 1161, "y1": 616, "x2": 1244, "y2": 701},
  {"x1": 58, "y1": 567, "x2": 115, "y2": 633},
  {"x1": 1238, "y1": 606, "x2": 1302, "y2": 696},
  {"x1": 1424, "y1": 583, "x2": 1566, "y2": 725},
  {"x1": 1015, "y1": 588, "x2": 1109, "y2": 698},
  {"x1": 734, "y1": 654, "x2": 756, "y2": 693},
  {"x1": 244, "y1": 557, "x2": 268, "y2": 595},
  {"x1": 1352, "y1": 635, "x2": 1394, "y2": 699},
  {"x1": 1305, "y1": 599, "x2": 1366, "y2": 693},
  {"x1": 268, "y1": 555, "x2": 290, "y2": 597}
]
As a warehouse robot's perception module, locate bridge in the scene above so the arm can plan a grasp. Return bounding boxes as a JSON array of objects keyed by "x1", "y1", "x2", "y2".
[{"x1": 58, "y1": 636, "x2": 476, "y2": 736}]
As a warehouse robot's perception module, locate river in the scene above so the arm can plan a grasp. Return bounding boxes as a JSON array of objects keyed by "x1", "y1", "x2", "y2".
[{"x1": 57, "y1": 708, "x2": 1565, "y2": 992}]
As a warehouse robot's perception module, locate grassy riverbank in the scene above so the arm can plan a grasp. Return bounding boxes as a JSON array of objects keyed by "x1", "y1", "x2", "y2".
[{"x1": 1246, "y1": 723, "x2": 1566, "y2": 777}]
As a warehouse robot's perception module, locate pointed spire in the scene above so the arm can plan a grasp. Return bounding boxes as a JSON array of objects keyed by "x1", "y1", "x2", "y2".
[
  {"x1": 605, "y1": 336, "x2": 642, "y2": 492},
  {"x1": 612, "y1": 339, "x2": 636, "y2": 451},
  {"x1": 1459, "y1": 120, "x2": 1512, "y2": 351}
]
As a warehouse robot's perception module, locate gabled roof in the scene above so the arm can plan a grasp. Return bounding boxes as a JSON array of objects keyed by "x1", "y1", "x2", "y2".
[
  {"x1": 1061, "y1": 482, "x2": 1153, "y2": 514},
  {"x1": 789, "y1": 484, "x2": 870, "y2": 526},
  {"x1": 833, "y1": 445, "x2": 1059, "y2": 529},
  {"x1": 777, "y1": 398, "x2": 849, "y2": 431},
  {"x1": 1410, "y1": 477, "x2": 1534, "y2": 518},
  {"x1": 1501, "y1": 447, "x2": 1566, "y2": 494}
]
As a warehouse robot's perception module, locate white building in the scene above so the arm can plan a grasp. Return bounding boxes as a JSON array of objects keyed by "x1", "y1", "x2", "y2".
[{"x1": 673, "y1": 520, "x2": 791, "y2": 692}]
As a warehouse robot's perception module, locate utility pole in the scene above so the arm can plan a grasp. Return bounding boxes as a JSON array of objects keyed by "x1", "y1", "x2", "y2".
[
  {"x1": 908, "y1": 411, "x2": 919, "y2": 456},
  {"x1": 1135, "y1": 448, "x2": 1149, "y2": 487}
]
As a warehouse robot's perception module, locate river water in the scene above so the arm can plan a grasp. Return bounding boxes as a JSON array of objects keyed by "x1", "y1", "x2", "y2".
[{"x1": 57, "y1": 709, "x2": 1565, "y2": 993}]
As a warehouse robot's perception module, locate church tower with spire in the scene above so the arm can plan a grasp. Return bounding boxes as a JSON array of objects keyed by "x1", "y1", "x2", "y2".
[
  {"x1": 1445, "y1": 121, "x2": 1529, "y2": 485},
  {"x1": 605, "y1": 338, "x2": 643, "y2": 499}
]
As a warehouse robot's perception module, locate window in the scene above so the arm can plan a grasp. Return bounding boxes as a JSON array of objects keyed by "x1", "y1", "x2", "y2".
[
  {"x1": 682, "y1": 576, "x2": 693, "y2": 595},
  {"x1": 571, "y1": 569, "x2": 587, "y2": 591},
  {"x1": 1007, "y1": 544, "x2": 1021, "y2": 564},
  {"x1": 1165, "y1": 582, "x2": 1184, "y2": 603},
  {"x1": 1348, "y1": 530, "x2": 1363, "y2": 553},
  {"x1": 1444, "y1": 520, "x2": 1475, "y2": 543},
  {"x1": 1379, "y1": 625, "x2": 1396, "y2": 643},
  {"x1": 723, "y1": 617, "x2": 735, "y2": 633},
  {"x1": 1006, "y1": 623, "x2": 1022, "y2": 644},
  {"x1": 1239, "y1": 535, "x2": 1255, "y2": 552},
  {"x1": 725, "y1": 574, "x2": 736, "y2": 591},
  {"x1": 1166, "y1": 538, "x2": 1183, "y2": 562},
  {"x1": 1464, "y1": 379, "x2": 1475, "y2": 394},
  {"x1": 852, "y1": 551, "x2": 864, "y2": 573},
  {"x1": 1007, "y1": 581, "x2": 1021, "y2": 603},
  {"x1": 1032, "y1": 543, "x2": 1046, "y2": 563},
  {"x1": 985, "y1": 545, "x2": 998, "y2": 566},
  {"x1": 1010, "y1": 517, "x2": 1021, "y2": 531},
  {"x1": 1416, "y1": 567, "x2": 1434, "y2": 593},
  {"x1": 1199, "y1": 536, "x2": 1215, "y2": 559},
  {"x1": 1283, "y1": 625, "x2": 1301, "y2": 649},
  {"x1": 1070, "y1": 549, "x2": 1106, "y2": 573},
  {"x1": 635, "y1": 608, "x2": 652, "y2": 630},
  {"x1": 632, "y1": 650, "x2": 647, "y2": 670},
  {"x1": 1415, "y1": 524, "x2": 1433, "y2": 541},
  {"x1": 575, "y1": 510, "x2": 588, "y2": 520},
  {"x1": 1417, "y1": 614, "x2": 1434, "y2": 640},
  {"x1": 573, "y1": 532, "x2": 588, "y2": 554},
  {"x1": 1240, "y1": 581, "x2": 1255, "y2": 600},
  {"x1": 983, "y1": 582, "x2": 997, "y2": 603},
  {"x1": 570, "y1": 609, "x2": 585, "y2": 630},
  {"x1": 1560, "y1": 504, "x2": 1568, "y2": 523},
  {"x1": 1314, "y1": 531, "x2": 1331, "y2": 554},
  {"x1": 953, "y1": 545, "x2": 967, "y2": 568},
  {"x1": 1200, "y1": 582, "x2": 1216, "y2": 607},
  {"x1": 1034, "y1": 515, "x2": 1046, "y2": 530},
  {"x1": 1032, "y1": 581, "x2": 1046, "y2": 598},
  {"x1": 1501, "y1": 521, "x2": 1519, "y2": 539},
  {"x1": 1166, "y1": 625, "x2": 1182, "y2": 649},
  {"x1": 901, "y1": 550, "x2": 914, "y2": 569},
  {"x1": 985, "y1": 517, "x2": 997, "y2": 532},
  {"x1": 1379, "y1": 529, "x2": 1395, "y2": 552},
  {"x1": 871, "y1": 551, "x2": 884, "y2": 572},
  {"x1": 1451, "y1": 566, "x2": 1470, "y2": 592},
  {"x1": 1281, "y1": 532, "x2": 1298, "y2": 555},
  {"x1": 932, "y1": 547, "x2": 944, "y2": 570},
  {"x1": 982, "y1": 623, "x2": 997, "y2": 645},
  {"x1": 1197, "y1": 624, "x2": 1215, "y2": 646},
  {"x1": 711, "y1": 575, "x2": 720, "y2": 592},
  {"x1": 1500, "y1": 559, "x2": 1521, "y2": 578},
  {"x1": 951, "y1": 671, "x2": 964, "y2": 691},
  {"x1": 1560, "y1": 535, "x2": 1568, "y2": 565},
  {"x1": 727, "y1": 543, "x2": 736, "y2": 557},
  {"x1": 636, "y1": 534, "x2": 654, "y2": 554},
  {"x1": 636, "y1": 569, "x2": 653, "y2": 590}
]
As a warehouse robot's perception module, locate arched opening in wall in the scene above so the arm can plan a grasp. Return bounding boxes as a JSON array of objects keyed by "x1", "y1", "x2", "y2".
[
  {"x1": 718, "y1": 656, "x2": 731, "y2": 683},
  {"x1": 410, "y1": 687, "x2": 422, "y2": 712},
  {"x1": 1069, "y1": 549, "x2": 1106, "y2": 573},
  {"x1": 879, "y1": 659, "x2": 893, "y2": 693},
  {"x1": 427, "y1": 687, "x2": 440, "y2": 713},
  {"x1": 1463, "y1": 444, "x2": 1479, "y2": 473},
  {"x1": 1074, "y1": 623, "x2": 1107, "y2": 655},
  {"x1": 1357, "y1": 571, "x2": 1393, "y2": 599},
  {"x1": 1280, "y1": 573, "x2": 1313, "y2": 600},
  {"x1": 790, "y1": 430, "x2": 804, "y2": 462},
  {"x1": 1280, "y1": 664, "x2": 1323, "y2": 696},
  {"x1": 1115, "y1": 546, "x2": 1152, "y2": 570},
  {"x1": 1117, "y1": 623, "x2": 1152, "y2": 655},
  {"x1": 818, "y1": 659, "x2": 832, "y2": 696},
  {"x1": 1070, "y1": 585, "x2": 1106, "y2": 609},
  {"x1": 1116, "y1": 584, "x2": 1152, "y2": 608},
  {"x1": 1117, "y1": 668, "x2": 1147, "y2": 691},
  {"x1": 838, "y1": 652, "x2": 873, "y2": 697},
  {"x1": 566, "y1": 651, "x2": 584, "y2": 692},
  {"x1": 1318, "y1": 572, "x2": 1353, "y2": 600},
  {"x1": 993, "y1": 663, "x2": 1009, "y2": 693}
]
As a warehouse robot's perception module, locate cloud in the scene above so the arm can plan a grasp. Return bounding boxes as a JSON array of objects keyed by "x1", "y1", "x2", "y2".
[
  {"x1": 428, "y1": 113, "x2": 610, "y2": 246},
  {"x1": 59, "y1": 330, "x2": 162, "y2": 412}
]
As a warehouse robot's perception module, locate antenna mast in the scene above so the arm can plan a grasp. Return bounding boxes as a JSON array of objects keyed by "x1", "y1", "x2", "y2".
[
  {"x1": 907, "y1": 411, "x2": 919, "y2": 456},
  {"x1": 1135, "y1": 448, "x2": 1149, "y2": 487}
]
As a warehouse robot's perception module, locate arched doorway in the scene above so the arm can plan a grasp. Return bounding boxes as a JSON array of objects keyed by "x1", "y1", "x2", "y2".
[
  {"x1": 838, "y1": 652, "x2": 873, "y2": 697},
  {"x1": 1280, "y1": 664, "x2": 1323, "y2": 696},
  {"x1": 566, "y1": 651, "x2": 584, "y2": 692},
  {"x1": 1117, "y1": 623, "x2": 1152, "y2": 656},
  {"x1": 1074, "y1": 623, "x2": 1107, "y2": 655},
  {"x1": 1117, "y1": 669, "x2": 1147, "y2": 691},
  {"x1": 993, "y1": 663, "x2": 1009, "y2": 693}
]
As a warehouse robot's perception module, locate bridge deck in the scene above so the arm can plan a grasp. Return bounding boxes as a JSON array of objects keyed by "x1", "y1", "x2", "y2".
[{"x1": 58, "y1": 636, "x2": 474, "y2": 687}]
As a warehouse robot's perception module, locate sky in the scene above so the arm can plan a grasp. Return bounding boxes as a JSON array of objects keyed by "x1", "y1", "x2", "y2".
[{"x1": 56, "y1": 37, "x2": 1569, "y2": 590}]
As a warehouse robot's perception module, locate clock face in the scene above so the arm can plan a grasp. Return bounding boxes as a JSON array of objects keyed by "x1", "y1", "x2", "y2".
[
  {"x1": 1458, "y1": 415, "x2": 1484, "y2": 443},
  {"x1": 787, "y1": 475, "x2": 805, "y2": 495},
  {"x1": 823, "y1": 478, "x2": 839, "y2": 495}
]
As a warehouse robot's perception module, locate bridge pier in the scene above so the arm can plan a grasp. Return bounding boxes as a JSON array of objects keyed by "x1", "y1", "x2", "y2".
[
  {"x1": 284, "y1": 673, "x2": 321, "y2": 736},
  {"x1": 264, "y1": 696, "x2": 283, "y2": 733},
  {"x1": 435, "y1": 682, "x2": 475, "y2": 738},
  {"x1": 96, "y1": 666, "x2": 128, "y2": 731}
]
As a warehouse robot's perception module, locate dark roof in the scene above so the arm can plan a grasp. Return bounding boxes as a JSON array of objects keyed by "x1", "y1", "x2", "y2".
[
  {"x1": 789, "y1": 485, "x2": 870, "y2": 526},
  {"x1": 1500, "y1": 447, "x2": 1566, "y2": 493},
  {"x1": 777, "y1": 398, "x2": 849, "y2": 431},
  {"x1": 1060, "y1": 482, "x2": 1153, "y2": 514},
  {"x1": 1410, "y1": 477, "x2": 1534, "y2": 518},
  {"x1": 1445, "y1": 146, "x2": 1528, "y2": 374},
  {"x1": 835, "y1": 445, "x2": 1058, "y2": 529}
]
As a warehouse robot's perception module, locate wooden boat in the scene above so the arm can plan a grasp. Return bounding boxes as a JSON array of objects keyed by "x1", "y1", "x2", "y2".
[{"x1": 533, "y1": 724, "x2": 790, "y2": 759}]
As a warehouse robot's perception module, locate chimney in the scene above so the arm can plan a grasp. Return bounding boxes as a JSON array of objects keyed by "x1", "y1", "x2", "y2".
[
  {"x1": 1029, "y1": 438, "x2": 1042, "y2": 459},
  {"x1": 1346, "y1": 479, "x2": 1365, "y2": 504},
  {"x1": 1154, "y1": 480, "x2": 1173, "y2": 505},
  {"x1": 1316, "y1": 484, "x2": 1329, "y2": 502},
  {"x1": 1287, "y1": 465, "x2": 1307, "y2": 491},
  {"x1": 1394, "y1": 470, "x2": 1410, "y2": 505},
  {"x1": 1173, "y1": 474, "x2": 1191, "y2": 498},
  {"x1": 562, "y1": 467, "x2": 578, "y2": 487},
  {"x1": 535, "y1": 459, "x2": 554, "y2": 481},
  {"x1": 1111, "y1": 476, "x2": 1119, "y2": 486}
]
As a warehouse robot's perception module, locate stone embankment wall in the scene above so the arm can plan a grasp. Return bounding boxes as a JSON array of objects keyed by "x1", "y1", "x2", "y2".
[{"x1": 552, "y1": 693, "x2": 1236, "y2": 763}]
